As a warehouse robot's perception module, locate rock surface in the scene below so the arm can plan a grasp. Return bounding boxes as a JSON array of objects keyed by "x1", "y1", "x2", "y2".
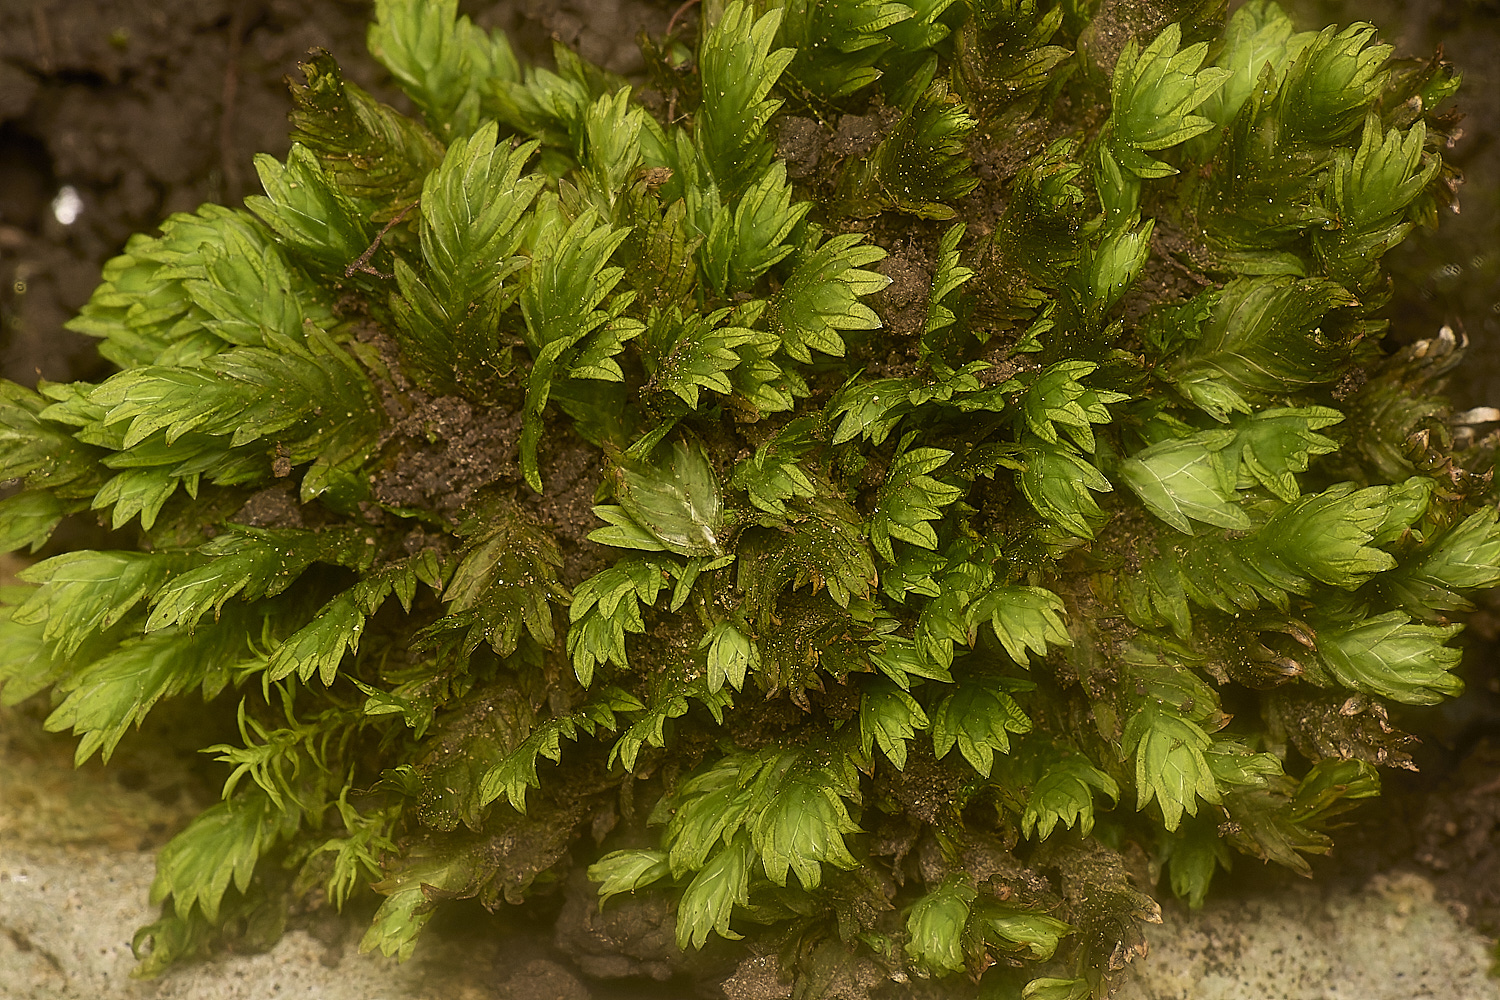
[
  {"x1": 1119, "y1": 872, "x2": 1500, "y2": 1000},
  {"x1": 5, "y1": 773, "x2": 1499, "y2": 1000},
  {"x1": 5, "y1": 841, "x2": 1499, "y2": 999},
  {"x1": 0, "y1": 847, "x2": 432, "y2": 1000}
]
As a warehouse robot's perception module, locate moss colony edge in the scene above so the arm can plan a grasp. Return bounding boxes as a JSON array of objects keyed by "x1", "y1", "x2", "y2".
[{"x1": 0, "y1": 0, "x2": 1491, "y2": 995}]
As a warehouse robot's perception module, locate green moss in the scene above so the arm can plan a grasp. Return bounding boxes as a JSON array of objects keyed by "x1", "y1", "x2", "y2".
[{"x1": 0, "y1": 0, "x2": 1486, "y2": 993}]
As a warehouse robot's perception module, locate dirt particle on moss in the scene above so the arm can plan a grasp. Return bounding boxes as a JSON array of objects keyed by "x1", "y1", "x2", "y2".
[
  {"x1": 827, "y1": 107, "x2": 903, "y2": 160},
  {"x1": 371, "y1": 393, "x2": 524, "y2": 518},
  {"x1": 530, "y1": 425, "x2": 612, "y2": 586},
  {"x1": 872, "y1": 239, "x2": 933, "y2": 341},
  {"x1": 232, "y1": 484, "x2": 306, "y2": 529},
  {"x1": 776, "y1": 116, "x2": 826, "y2": 179}
]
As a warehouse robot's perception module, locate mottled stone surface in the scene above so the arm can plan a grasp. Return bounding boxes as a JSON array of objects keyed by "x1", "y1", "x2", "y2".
[
  {"x1": 0, "y1": 847, "x2": 438, "y2": 1000},
  {"x1": 0, "y1": 692, "x2": 444, "y2": 1000},
  {"x1": 7, "y1": 833, "x2": 1500, "y2": 999},
  {"x1": 1119, "y1": 872, "x2": 1500, "y2": 1000}
]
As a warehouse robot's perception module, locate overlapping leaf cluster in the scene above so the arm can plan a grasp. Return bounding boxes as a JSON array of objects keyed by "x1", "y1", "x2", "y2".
[{"x1": 0, "y1": 0, "x2": 1487, "y2": 995}]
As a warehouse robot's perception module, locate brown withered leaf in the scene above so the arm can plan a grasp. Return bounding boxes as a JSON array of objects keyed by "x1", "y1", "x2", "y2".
[{"x1": 1266, "y1": 688, "x2": 1418, "y2": 770}]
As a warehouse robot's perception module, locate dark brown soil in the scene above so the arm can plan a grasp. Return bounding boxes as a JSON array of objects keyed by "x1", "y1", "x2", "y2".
[
  {"x1": 1416, "y1": 737, "x2": 1500, "y2": 935},
  {"x1": 0, "y1": 0, "x2": 673, "y2": 389}
]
